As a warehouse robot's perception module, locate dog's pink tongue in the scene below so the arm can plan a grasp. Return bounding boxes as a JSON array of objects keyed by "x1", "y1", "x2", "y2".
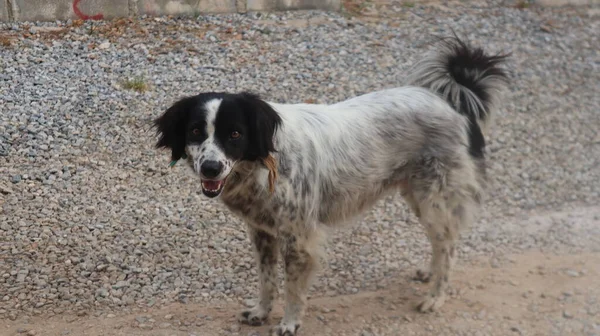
[{"x1": 203, "y1": 180, "x2": 221, "y2": 189}]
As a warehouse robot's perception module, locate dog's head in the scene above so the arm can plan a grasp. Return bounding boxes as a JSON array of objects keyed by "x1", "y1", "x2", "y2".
[{"x1": 154, "y1": 92, "x2": 282, "y2": 198}]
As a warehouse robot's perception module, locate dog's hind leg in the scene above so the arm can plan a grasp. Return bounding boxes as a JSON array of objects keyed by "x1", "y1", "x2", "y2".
[
  {"x1": 413, "y1": 176, "x2": 479, "y2": 313},
  {"x1": 239, "y1": 227, "x2": 279, "y2": 326},
  {"x1": 400, "y1": 182, "x2": 435, "y2": 283}
]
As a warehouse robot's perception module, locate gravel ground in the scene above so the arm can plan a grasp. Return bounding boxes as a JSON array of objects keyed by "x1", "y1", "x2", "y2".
[{"x1": 0, "y1": 0, "x2": 599, "y2": 330}]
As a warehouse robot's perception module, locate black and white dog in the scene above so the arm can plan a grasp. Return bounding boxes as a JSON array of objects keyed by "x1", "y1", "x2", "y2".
[{"x1": 154, "y1": 37, "x2": 509, "y2": 336}]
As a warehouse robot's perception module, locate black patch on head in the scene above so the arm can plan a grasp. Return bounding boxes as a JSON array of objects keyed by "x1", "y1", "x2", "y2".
[
  {"x1": 220, "y1": 92, "x2": 282, "y2": 161},
  {"x1": 214, "y1": 92, "x2": 282, "y2": 161},
  {"x1": 154, "y1": 95, "x2": 201, "y2": 161},
  {"x1": 154, "y1": 91, "x2": 282, "y2": 163}
]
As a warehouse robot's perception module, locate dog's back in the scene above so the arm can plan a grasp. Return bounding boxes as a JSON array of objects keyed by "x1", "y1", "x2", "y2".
[{"x1": 266, "y1": 35, "x2": 511, "y2": 226}]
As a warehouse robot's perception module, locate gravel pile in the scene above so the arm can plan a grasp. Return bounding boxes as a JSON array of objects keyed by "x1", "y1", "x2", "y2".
[{"x1": 1, "y1": 0, "x2": 599, "y2": 322}]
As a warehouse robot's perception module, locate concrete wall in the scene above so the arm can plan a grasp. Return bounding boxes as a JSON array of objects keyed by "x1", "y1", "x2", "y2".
[
  {"x1": 0, "y1": 0, "x2": 341, "y2": 22},
  {"x1": 0, "y1": 1, "x2": 8, "y2": 22},
  {"x1": 536, "y1": 0, "x2": 599, "y2": 5},
  {"x1": 1, "y1": 0, "x2": 597, "y2": 22}
]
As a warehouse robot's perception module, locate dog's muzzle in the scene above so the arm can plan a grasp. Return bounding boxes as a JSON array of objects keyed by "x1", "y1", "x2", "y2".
[{"x1": 199, "y1": 160, "x2": 226, "y2": 198}]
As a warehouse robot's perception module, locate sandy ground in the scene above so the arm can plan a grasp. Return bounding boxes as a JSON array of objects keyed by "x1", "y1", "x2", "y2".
[{"x1": 3, "y1": 207, "x2": 599, "y2": 336}]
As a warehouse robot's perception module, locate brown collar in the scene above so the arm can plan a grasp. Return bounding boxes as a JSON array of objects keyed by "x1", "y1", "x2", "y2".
[{"x1": 262, "y1": 154, "x2": 278, "y2": 194}]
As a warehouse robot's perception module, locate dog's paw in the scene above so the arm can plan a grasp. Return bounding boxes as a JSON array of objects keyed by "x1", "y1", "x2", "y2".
[
  {"x1": 238, "y1": 306, "x2": 270, "y2": 326},
  {"x1": 416, "y1": 293, "x2": 446, "y2": 313},
  {"x1": 413, "y1": 268, "x2": 431, "y2": 283},
  {"x1": 271, "y1": 321, "x2": 301, "y2": 336}
]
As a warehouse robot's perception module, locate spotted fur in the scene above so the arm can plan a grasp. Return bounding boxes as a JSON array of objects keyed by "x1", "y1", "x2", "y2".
[{"x1": 154, "y1": 37, "x2": 509, "y2": 335}]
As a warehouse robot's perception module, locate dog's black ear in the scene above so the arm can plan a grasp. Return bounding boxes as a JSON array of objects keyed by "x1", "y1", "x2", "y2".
[
  {"x1": 240, "y1": 92, "x2": 282, "y2": 160},
  {"x1": 154, "y1": 96, "x2": 195, "y2": 161}
]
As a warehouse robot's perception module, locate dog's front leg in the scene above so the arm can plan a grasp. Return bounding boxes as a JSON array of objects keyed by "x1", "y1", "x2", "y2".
[
  {"x1": 272, "y1": 233, "x2": 319, "y2": 336},
  {"x1": 239, "y1": 227, "x2": 279, "y2": 326}
]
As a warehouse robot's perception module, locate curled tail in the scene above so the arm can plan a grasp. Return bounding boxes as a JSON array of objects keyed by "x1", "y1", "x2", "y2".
[{"x1": 405, "y1": 37, "x2": 510, "y2": 158}]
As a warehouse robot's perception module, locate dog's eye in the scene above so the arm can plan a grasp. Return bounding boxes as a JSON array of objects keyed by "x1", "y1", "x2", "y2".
[
  {"x1": 192, "y1": 128, "x2": 200, "y2": 135},
  {"x1": 230, "y1": 131, "x2": 241, "y2": 139}
]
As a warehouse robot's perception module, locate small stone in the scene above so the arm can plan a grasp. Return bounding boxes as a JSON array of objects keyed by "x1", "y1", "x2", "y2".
[
  {"x1": 0, "y1": 185, "x2": 12, "y2": 194},
  {"x1": 16, "y1": 273, "x2": 27, "y2": 283},
  {"x1": 228, "y1": 324, "x2": 241, "y2": 332},
  {"x1": 96, "y1": 288, "x2": 109, "y2": 298},
  {"x1": 540, "y1": 24, "x2": 553, "y2": 33},
  {"x1": 30, "y1": 26, "x2": 64, "y2": 33},
  {"x1": 164, "y1": 314, "x2": 173, "y2": 320},
  {"x1": 563, "y1": 310, "x2": 574, "y2": 319},
  {"x1": 490, "y1": 258, "x2": 500, "y2": 268},
  {"x1": 113, "y1": 281, "x2": 129, "y2": 289},
  {"x1": 135, "y1": 316, "x2": 148, "y2": 324},
  {"x1": 510, "y1": 326, "x2": 523, "y2": 334},
  {"x1": 106, "y1": 314, "x2": 116, "y2": 318},
  {"x1": 565, "y1": 270, "x2": 579, "y2": 277}
]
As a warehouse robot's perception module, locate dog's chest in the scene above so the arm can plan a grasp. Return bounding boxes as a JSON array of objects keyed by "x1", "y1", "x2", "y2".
[{"x1": 220, "y1": 173, "x2": 285, "y2": 233}]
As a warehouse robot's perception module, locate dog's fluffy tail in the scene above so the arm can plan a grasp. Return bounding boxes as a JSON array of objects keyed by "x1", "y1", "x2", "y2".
[{"x1": 405, "y1": 37, "x2": 509, "y2": 158}]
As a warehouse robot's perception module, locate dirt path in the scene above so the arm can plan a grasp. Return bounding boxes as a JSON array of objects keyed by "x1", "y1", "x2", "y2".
[{"x1": 3, "y1": 251, "x2": 599, "y2": 336}]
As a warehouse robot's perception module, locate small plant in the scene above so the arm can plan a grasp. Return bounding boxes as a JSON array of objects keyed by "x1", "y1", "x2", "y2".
[
  {"x1": 342, "y1": 0, "x2": 373, "y2": 17},
  {"x1": 0, "y1": 36, "x2": 13, "y2": 47},
  {"x1": 515, "y1": 0, "x2": 531, "y2": 9},
  {"x1": 121, "y1": 76, "x2": 149, "y2": 92},
  {"x1": 403, "y1": 1, "x2": 415, "y2": 8}
]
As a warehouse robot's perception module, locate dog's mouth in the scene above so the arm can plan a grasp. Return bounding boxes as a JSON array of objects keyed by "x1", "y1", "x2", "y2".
[{"x1": 201, "y1": 179, "x2": 225, "y2": 198}]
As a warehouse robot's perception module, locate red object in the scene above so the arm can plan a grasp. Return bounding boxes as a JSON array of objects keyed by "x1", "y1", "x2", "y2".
[{"x1": 73, "y1": 0, "x2": 104, "y2": 20}]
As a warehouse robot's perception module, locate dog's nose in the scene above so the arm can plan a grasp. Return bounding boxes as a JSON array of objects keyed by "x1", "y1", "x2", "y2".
[{"x1": 200, "y1": 160, "x2": 223, "y2": 179}]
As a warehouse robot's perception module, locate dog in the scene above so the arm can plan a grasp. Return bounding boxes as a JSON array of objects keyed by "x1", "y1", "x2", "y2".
[{"x1": 153, "y1": 37, "x2": 509, "y2": 336}]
